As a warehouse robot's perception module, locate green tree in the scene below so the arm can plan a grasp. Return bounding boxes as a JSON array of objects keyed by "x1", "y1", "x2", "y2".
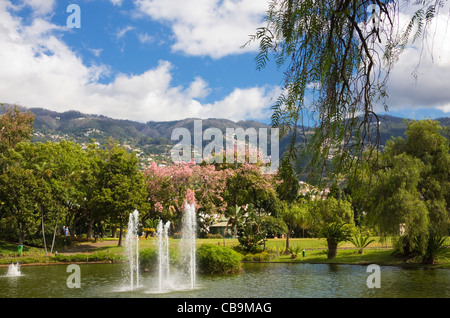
[
  {"x1": 276, "y1": 159, "x2": 300, "y2": 204},
  {"x1": 224, "y1": 164, "x2": 279, "y2": 216},
  {"x1": 0, "y1": 144, "x2": 51, "y2": 246},
  {"x1": 0, "y1": 164, "x2": 41, "y2": 245},
  {"x1": 350, "y1": 120, "x2": 450, "y2": 257},
  {"x1": 75, "y1": 141, "x2": 106, "y2": 239},
  {"x1": 91, "y1": 139, "x2": 147, "y2": 246},
  {"x1": 309, "y1": 197, "x2": 354, "y2": 230},
  {"x1": 367, "y1": 153, "x2": 428, "y2": 240},
  {"x1": 0, "y1": 105, "x2": 34, "y2": 151},
  {"x1": 309, "y1": 196, "x2": 355, "y2": 258},
  {"x1": 281, "y1": 199, "x2": 310, "y2": 253},
  {"x1": 398, "y1": 120, "x2": 450, "y2": 235},
  {"x1": 41, "y1": 141, "x2": 88, "y2": 249},
  {"x1": 236, "y1": 204, "x2": 267, "y2": 253},
  {"x1": 260, "y1": 214, "x2": 288, "y2": 239}
]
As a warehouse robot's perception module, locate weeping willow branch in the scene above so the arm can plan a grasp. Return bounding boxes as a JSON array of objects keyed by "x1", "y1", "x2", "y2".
[{"x1": 244, "y1": 0, "x2": 448, "y2": 183}]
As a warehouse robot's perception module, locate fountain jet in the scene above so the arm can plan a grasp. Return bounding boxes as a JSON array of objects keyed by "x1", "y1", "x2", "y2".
[
  {"x1": 156, "y1": 219, "x2": 171, "y2": 292},
  {"x1": 125, "y1": 209, "x2": 140, "y2": 290},
  {"x1": 181, "y1": 202, "x2": 196, "y2": 289},
  {"x1": 6, "y1": 263, "x2": 22, "y2": 277}
]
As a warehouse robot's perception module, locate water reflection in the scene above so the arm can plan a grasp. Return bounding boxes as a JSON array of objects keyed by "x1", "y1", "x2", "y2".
[{"x1": 0, "y1": 263, "x2": 448, "y2": 298}]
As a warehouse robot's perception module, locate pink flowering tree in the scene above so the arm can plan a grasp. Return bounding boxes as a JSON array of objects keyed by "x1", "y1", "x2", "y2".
[
  {"x1": 144, "y1": 160, "x2": 231, "y2": 233},
  {"x1": 145, "y1": 139, "x2": 281, "y2": 236}
]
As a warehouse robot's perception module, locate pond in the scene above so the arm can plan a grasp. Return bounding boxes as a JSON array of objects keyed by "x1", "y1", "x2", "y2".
[{"x1": 0, "y1": 262, "x2": 448, "y2": 298}]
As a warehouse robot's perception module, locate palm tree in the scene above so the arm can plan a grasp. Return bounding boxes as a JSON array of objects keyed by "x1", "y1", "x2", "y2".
[
  {"x1": 320, "y1": 222, "x2": 353, "y2": 259},
  {"x1": 282, "y1": 201, "x2": 309, "y2": 254}
]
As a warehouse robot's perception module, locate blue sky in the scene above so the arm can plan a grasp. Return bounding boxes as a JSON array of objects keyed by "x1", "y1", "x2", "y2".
[{"x1": 1, "y1": 0, "x2": 449, "y2": 124}]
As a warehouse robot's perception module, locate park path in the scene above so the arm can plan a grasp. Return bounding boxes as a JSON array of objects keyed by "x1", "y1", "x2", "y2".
[{"x1": 58, "y1": 240, "x2": 119, "y2": 255}]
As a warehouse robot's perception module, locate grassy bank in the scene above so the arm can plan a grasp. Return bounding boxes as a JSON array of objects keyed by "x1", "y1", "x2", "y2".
[
  {"x1": 1, "y1": 238, "x2": 448, "y2": 269},
  {"x1": 0, "y1": 240, "x2": 125, "y2": 266},
  {"x1": 270, "y1": 248, "x2": 448, "y2": 268}
]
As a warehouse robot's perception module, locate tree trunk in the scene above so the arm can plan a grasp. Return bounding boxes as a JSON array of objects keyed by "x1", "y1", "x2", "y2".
[
  {"x1": 327, "y1": 238, "x2": 338, "y2": 259},
  {"x1": 87, "y1": 219, "x2": 94, "y2": 239},
  {"x1": 223, "y1": 225, "x2": 226, "y2": 246},
  {"x1": 284, "y1": 227, "x2": 291, "y2": 255},
  {"x1": 422, "y1": 256, "x2": 434, "y2": 264},
  {"x1": 41, "y1": 207, "x2": 48, "y2": 257},
  {"x1": 118, "y1": 222, "x2": 123, "y2": 247},
  {"x1": 18, "y1": 223, "x2": 25, "y2": 246},
  {"x1": 50, "y1": 206, "x2": 61, "y2": 254}
]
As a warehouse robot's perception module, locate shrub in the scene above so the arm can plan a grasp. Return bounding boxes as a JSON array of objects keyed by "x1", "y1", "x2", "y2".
[
  {"x1": 393, "y1": 231, "x2": 448, "y2": 264},
  {"x1": 139, "y1": 247, "x2": 181, "y2": 271},
  {"x1": 205, "y1": 233, "x2": 223, "y2": 239},
  {"x1": 172, "y1": 232, "x2": 182, "y2": 239},
  {"x1": 197, "y1": 244, "x2": 242, "y2": 274},
  {"x1": 418, "y1": 232, "x2": 448, "y2": 264},
  {"x1": 288, "y1": 246, "x2": 302, "y2": 259},
  {"x1": 50, "y1": 251, "x2": 123, "y2": 263},
  {"x1": 242, "y1": 251, "x2": 274, "y2": 262},
  {"x1": 139, "y1": 247, "x2": 158, "y2": 270},
  {"x1": 52, "y1": 253, "x2": 88, "y2": 263}
]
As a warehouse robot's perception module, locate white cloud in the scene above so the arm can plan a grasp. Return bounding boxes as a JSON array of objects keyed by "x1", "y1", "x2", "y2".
[
  {"x1": 186, "y1": 77, "x2": 211, "y2": 100},
  {"x1": 16, "y1": 0, "x2": 55, "y2": 16},
  {"x1": 116, "y1": 25, "x2": 135, "y2": 39},
  {"x1": 88, "y1": 48, "x2": 103, "y2": 57},
  {"x1": 0, "y1": 1, "x2": 276, "y2": 122},
  {"x1": 134, "y1": 0, "x2": 268, "y2": 59},
  {"x1": 68, "y1": 61, "x2": 276, "y2": 122},
  {"x1": 201, "y1": 86, "x2": 277, "y2": 121},
  {"x1": 110, "y1": 0, "x2": 123, "y2": 6},
  {"x1": 374, "y1": 2, "x2": 450, "y2": 114},
  {"x1": 137, "y1": 32, "x2": 154, "y2": 44}
]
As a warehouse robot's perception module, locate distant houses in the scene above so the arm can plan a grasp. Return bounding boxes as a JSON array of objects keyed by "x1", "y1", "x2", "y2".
[{"x1": 298, "y1": 180, "x2": 330, "y2": 200}]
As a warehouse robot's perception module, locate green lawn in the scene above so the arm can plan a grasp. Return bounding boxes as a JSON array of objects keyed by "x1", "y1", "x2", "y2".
[
  {"x1": 1, "y1": 237, "x2": 448, "y2": 268},
  {"x1": 275, "y1": 247, "x2": 450, "y2": 268},
  {"x1": 190, "y1": 236, "x2": 394, "y2": 250},
  {"x1": 271, "y1": 248, "x2": 399, "y2": 265},
  {"x1": 0, "y1": 241, "x2": 45, "y2": 257},
  {"x1": 82, "y1": 236, "x2": 450, "y2": 268}
]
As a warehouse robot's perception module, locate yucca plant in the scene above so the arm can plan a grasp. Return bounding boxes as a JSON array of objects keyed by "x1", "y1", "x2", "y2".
[
  {"x1": 349, "y1": 233, "x2": 375, "y2": 254},
  {"x1": 421, "y1": 232, "x2": 448, "y2": 265}
]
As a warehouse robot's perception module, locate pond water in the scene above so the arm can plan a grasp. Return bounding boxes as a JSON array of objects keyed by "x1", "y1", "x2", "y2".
[{"x1": 0, "y1": 262, "x2": 448, "y2": 298}]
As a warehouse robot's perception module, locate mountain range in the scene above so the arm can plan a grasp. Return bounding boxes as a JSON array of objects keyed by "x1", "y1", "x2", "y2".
[{"x1": 2, "y1": 103, "x2": 450, "y2": 161}]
